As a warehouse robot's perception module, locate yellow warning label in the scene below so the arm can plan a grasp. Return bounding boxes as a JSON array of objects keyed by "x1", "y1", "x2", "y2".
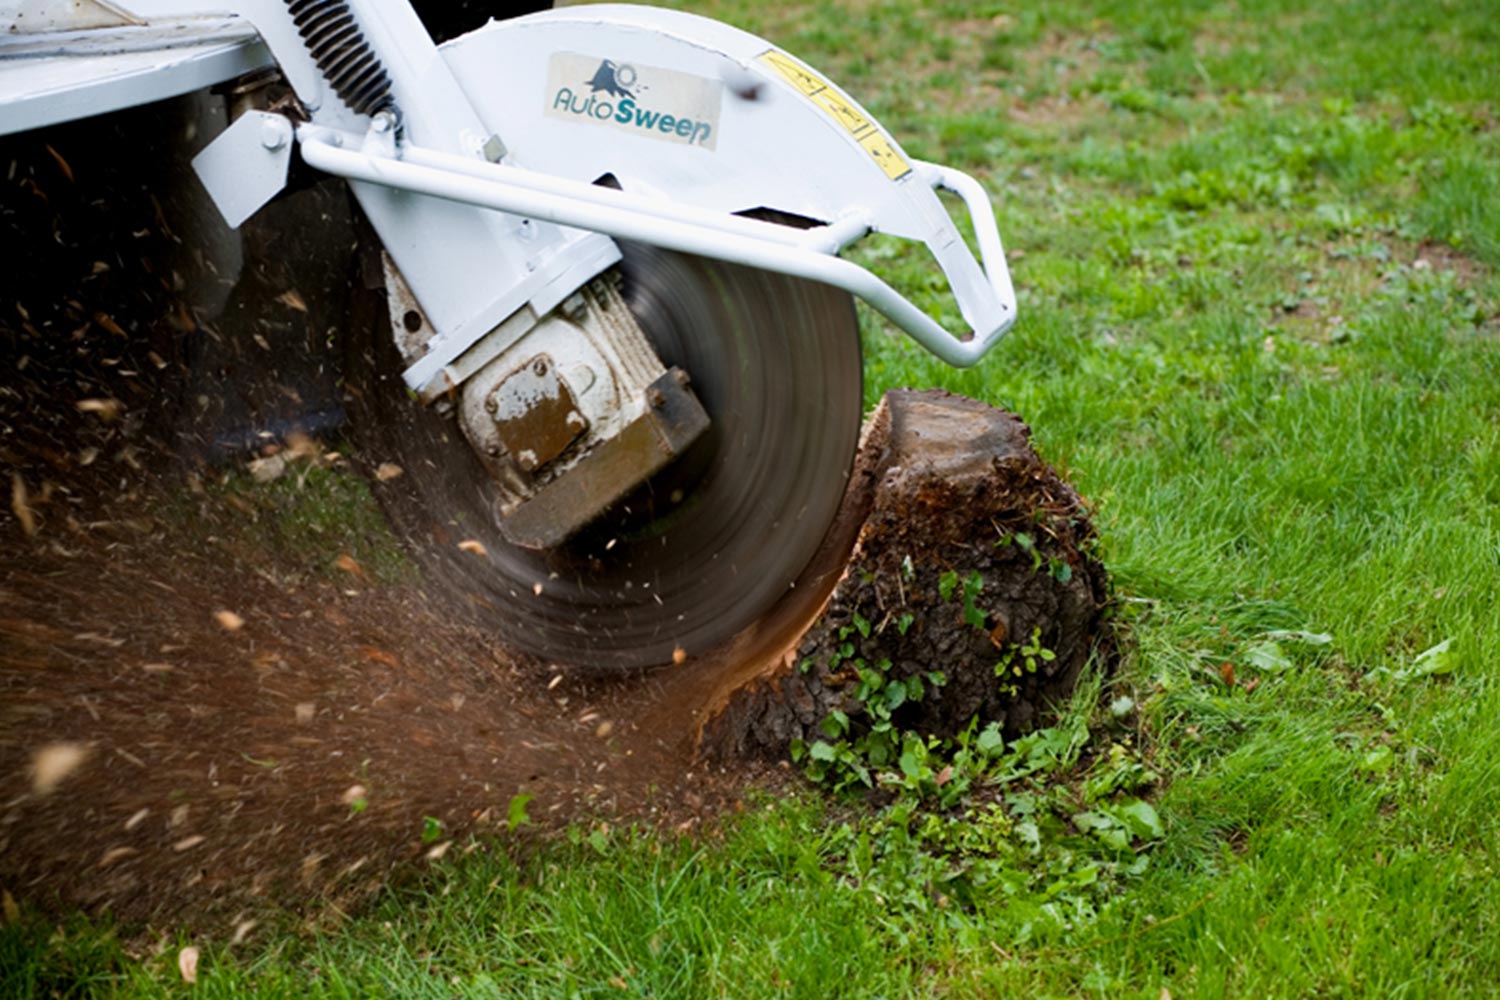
[
  {"x1": 756, "y1": 49, "x2": 912, "y2": 181},
  {"x1": 858, "y1": 132, "x2": 913, "y2": 180},
  {"x1": 811, "y1": 89, "x2": 873, "y2": 137},
  {"x1": 758, "y1": 49, "x2": 826, "y2": 97}
]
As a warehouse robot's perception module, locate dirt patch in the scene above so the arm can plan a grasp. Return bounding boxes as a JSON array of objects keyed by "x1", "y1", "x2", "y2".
[
  {"x1": 0, "y1": 528, "x2": 752, "y2": 927},
  {"x1": 0, "y1": 115, "x2": 768, "y2": 928},
  {"x1": 1412, "y1": 239, "x2": 1490, "y2": 285},
  {"x1": 0, "y1": 336, "x2": 771, "y2": 928},
  {"x1": 1006, "y1": 95, "x2": 1100, "y2": 130}
]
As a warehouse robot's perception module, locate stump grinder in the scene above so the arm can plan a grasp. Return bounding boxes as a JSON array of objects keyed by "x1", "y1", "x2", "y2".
[{"x1": 0, "y1": 0, "x2": 1017, "y2": 671}]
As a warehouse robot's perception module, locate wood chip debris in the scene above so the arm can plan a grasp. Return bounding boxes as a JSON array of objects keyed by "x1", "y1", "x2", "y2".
[
  {"x1": 276, "y1": 289, "x2": 308, "y2": 312},
  {"x1": 97, "y1": 846, "x2": 137, "y2": 868},
  {"x1": 248, "y1": 454, "x2": 286, "y2": 483},
  {"x1": 10, "y1": 472, "x2": 36, "y2": 536},
  {"x1": 31, "y1": 742, "x2": 89, "y2": 795},
  {"x1": 177, "y1": 946, "x2": 199, "y2": 983},
  {"x1": 92, "y1": 311, "x2": 125, "y2": 336},
  {"x1": 74, "y1": 397, "x2": 121, "y2": 420}
]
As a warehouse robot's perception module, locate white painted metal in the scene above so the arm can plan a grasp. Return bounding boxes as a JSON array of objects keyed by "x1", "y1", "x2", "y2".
[
  {"x1": 0, "y1": 15, "x2": 269, "y2": 135},
  {"x1": 432, "y1": 3, "x2": 1015, "y2": 364},
  {"x1": 114, "y1": 0, "x2": 619, "y2": 383},
  {"x1": 441, "y1": 6, "x2": 932, "y2": 236},
  {"x1": 2, "y1": 0, "x2": 138, "y2": 34},
  {"x1": 300, "y1": 126, "x2": 1015, "y2": 368},
  {"x1": 5, "y1": 0, "x2": 1017, "y2": 373},
  {"x1": 189, "y1": 107, "x2": 291, "y2": 227}
]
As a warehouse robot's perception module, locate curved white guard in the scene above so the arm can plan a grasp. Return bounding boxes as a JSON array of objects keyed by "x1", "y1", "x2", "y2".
[{"x1": 426, "y1": 3, "x2": 1017, "y2": 366}]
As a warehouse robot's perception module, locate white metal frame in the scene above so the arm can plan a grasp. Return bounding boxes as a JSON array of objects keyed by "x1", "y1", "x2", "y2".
[
  {"x1": 3, "y1": 0, "x2": 1019, "y2": 374},
  {"x1": 300, "y1": 126, "x2": 1015, "y2": 369}
]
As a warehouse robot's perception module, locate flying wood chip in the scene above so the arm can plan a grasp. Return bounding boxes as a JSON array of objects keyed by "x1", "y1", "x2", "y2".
[
  {"x1": 31, "y1": 742, "x2": 89, "y2": 795},
  {"x1": 177, "y1": 946, "x2": 199, "y2": 983},
  {"x1": 44, "y1": 143, "x2": 74, "y2": 182},
  {"x1": 284, "y1": 432, "x2": 321, "y2": 461},
  {"x1": 361, "y1": 646, "x2": 399, "y2": 667},
  {"x1": 74, "y1": 398, "x2": 122, "y2": 421},
  {"x1": 213, "y1": 609, "x2": 245, "y2": 632},
  {"x1": 11, "y1": 473, "x2": 36, "y2": 536},
  {"x1": 333, "y1": 554, "x2": 364, "y2": 576},
  {"x1": 458, "y1": 539, "x2": 487, "y2": 556},
  {"x1": 276, "y1": 289, "x2": 308, "y2": 312},
  {"x1": 96, "y1": 846, "x2": 137, "y2": 868},
  {"x1": 92, "y1": 311, "x2": 125, "y2": 336}
]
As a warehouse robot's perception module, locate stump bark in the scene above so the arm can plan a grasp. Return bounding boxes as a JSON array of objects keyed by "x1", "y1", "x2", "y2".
[{"x1": 701, "y1": 389, "x2": 1111, "y2": 759}]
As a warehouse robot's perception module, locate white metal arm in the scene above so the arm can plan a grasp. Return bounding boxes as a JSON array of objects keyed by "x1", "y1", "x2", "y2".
[{"x1": 300, "y1": 127, "x2": 1017, "y2": 368}]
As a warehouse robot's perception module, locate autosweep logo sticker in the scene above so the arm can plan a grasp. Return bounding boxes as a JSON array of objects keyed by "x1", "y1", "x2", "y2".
[{"x1": 545, "y1": 52, "x2": 723, "y2": 150}]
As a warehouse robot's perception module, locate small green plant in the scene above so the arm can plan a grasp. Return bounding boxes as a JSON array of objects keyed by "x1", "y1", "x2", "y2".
[
  {"x1": 997, "y1": 531, "x2": 1044, "y2": 571},
  {"x1": 791, "y1": 653, "x2": 1161, "y2": 938},
  {"x1": 996, "y1": 626, "x2": 1058, "y2": 679},
  {"x1": 792, "y1": 654, "x2": 948, "y2": 792},
  {"x1": 939, "y1": 568, "x2": 986, "y2": 628},
  {"x1": 506, "y1": 793, "x2": 533, "y2": 832}
]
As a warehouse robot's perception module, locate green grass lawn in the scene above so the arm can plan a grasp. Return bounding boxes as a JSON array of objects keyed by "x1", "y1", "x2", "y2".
[{"x1": 6, "y1": 0, "x2": 1499, "y2": 995}]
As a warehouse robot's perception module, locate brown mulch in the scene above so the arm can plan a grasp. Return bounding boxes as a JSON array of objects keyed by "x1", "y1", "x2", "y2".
[
  {"x1": 0, "y1": 504, "x2": 768, "y2": 928},
  {"x1": 0, "y1": 115, "x2": 784, "y2": 929}
]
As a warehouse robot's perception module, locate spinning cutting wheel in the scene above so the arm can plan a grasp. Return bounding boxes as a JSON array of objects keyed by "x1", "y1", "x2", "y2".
[{"x1": 352, "y1": 244, "x2": 863, "y2": 671}]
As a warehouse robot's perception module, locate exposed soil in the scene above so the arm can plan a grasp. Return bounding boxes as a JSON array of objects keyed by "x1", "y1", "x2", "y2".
[
  {"x1": 0, "y1": 109, "x2": 788, "y2": 929},
  {"x1": 0, "y1": 334, "x2": 814, "y2": 928},
  {"x1": 0, "y1": 536, "x2": 763, "y2": 927},
  {"x1": 1412, "y1": 239, "x2": 1490, "y2": 286}
]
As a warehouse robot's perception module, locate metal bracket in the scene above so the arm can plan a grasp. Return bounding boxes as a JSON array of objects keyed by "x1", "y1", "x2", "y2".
[
  {"x1": 499, "y1": 368, "x2": 708, "y2": 550},
  {"x1": 190, "y1": 108, "x2": 292, "y2": 229}
]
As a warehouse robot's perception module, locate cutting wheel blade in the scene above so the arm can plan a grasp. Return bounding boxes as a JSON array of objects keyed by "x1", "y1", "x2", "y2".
[{"x1": 352, "y1": 242, "x2": 863, "y2": 671}]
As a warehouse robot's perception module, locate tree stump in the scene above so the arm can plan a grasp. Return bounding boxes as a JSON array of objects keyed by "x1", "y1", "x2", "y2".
[{"x1": 700, "y1": 389, "x2": 1111, "y2": 759}]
